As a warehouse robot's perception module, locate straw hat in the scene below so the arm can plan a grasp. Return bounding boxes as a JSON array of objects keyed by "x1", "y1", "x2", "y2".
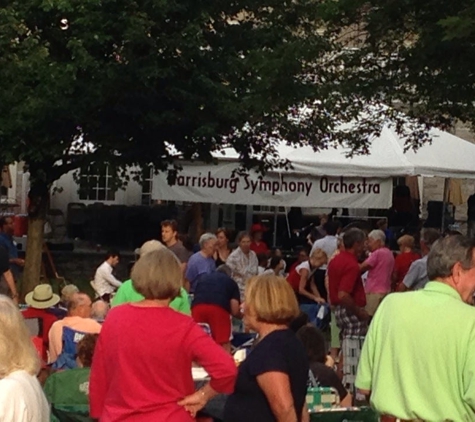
[{"x1": 25, "y1": 284, "x2": 60, "y2": 309}]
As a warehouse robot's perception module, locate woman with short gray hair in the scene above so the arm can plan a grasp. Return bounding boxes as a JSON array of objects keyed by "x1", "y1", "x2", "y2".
[{"x1": 185, "y1": 233, "x2": 218, "y2": 293}]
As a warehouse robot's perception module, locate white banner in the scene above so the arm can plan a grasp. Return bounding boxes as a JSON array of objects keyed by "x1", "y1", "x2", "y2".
[{"x1": 152, "y1": 163, "x2": 392, "y2": 209}]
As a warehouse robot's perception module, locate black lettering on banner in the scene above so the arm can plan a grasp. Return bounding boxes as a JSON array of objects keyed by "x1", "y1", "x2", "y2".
[
  {"x1": 230, "y1": 178, "x2": 238, "y2": 193},
  {"x1": 289, "y1": 181, "x2": 296, "y2": 192},
  {"x1": 334, "y1": 183, "x2": 339, "y2": 194},
  {"x1": 177, "y1": 175, "x2": 185, "y2": 186},
  {"x1": 207, "y1": 172, "x2": 215, "y2": 188},
  {"x1": 320, "y1": 177, "x2": 328, "y2": 193},
  {"x1": 374, "y1": 184, "x2": 380, "y2": 194},
  {"x1": 272, "y1": 181, "x2": 280, "y2": 195},
  {"x1": 243, "y1": 175, "x2": 251, "y2": 191},
  {"x1": 349, "y1": 183, "x2": 355, "y2": 193},
  {"x1": 297, "y1": 182, "x2": 305, "y2": 193},
  {"x1": 261, "y1": 180, "x2": 272, "y2": 192}
]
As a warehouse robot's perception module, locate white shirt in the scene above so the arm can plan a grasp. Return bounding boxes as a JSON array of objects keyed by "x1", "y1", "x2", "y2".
[
  {"x1": 93, "y1": 261, "x2": 122, "y2": 297},
  {"x1": 311, "y1": 235, "x2": 338, "y2": 270},
  {"x1": 0, "y1": 370, "x2": 49, "y2": 422}
]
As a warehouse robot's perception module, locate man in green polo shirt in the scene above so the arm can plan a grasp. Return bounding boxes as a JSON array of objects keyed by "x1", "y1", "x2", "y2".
[
  {"x1": 356, "y1": 234, "x2": 475, "y2": 421},
  {"x1": 111, "y1": 240, "x2": 191, "y2": 315}
]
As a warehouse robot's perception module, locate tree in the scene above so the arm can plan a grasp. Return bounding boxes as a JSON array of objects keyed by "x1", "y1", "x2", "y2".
[
  {"x1": 320, "y1": 0, "x2": 475, "y2": 131},
  {"x1": 0, "y1": 0, "x2": 428, "y2": 295}
]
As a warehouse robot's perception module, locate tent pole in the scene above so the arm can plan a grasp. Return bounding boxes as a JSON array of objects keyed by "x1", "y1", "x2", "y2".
[{"x1": 441, "y1": 178, "x2": 450, "y2": 233}]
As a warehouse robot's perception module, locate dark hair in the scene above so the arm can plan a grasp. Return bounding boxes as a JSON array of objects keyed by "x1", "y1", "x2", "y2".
[
  {"x1": 342, "y1": 228, "x2": 366, "y2": 249},
  {"x1": 236, "y1": 231, "x2": 251, "y2": 244},
  {"x1": 289, "y1": 311, "x2": 309, "y2": 333},
  {"x1": 105, "y1": 249, "x2": 120, "y2": 260},
  {"x1": 257, "y1": 253, "x2": 268, "y2": 266},
  {"x1": 421, "y1": 228, "x2": 440, "y2": 248},
  {"x1": 161, "y1": 219, "x2": 178, "y2": 232},
  {"x1": 296, "y1": 325, "x2": 327, "y2": 364},
  {"x1": 76, "y1": 334, "x2": 99, "y2": 367},
  {"x1": 216, "y1": 227, "x2": 231, "y2": 241},
  {"x1": 0, "y1": 216, "x2": 12, "y2": 229},
  {"x1": 427, "y1": 235, "x2": 475, "y2": 280},
  {"x1": 323, "y1": 221, "x2": 339, "y2": 236},
  {"x1": 268, "y1": 256, "x2": 281, "y2": 270}
]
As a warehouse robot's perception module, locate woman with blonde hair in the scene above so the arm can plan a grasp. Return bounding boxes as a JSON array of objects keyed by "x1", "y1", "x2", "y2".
[
  {"x1": 90, "y1": 248, "x2": 237, "y2": 421},
  {"x1": 224, "y1": 275, "x2": 309, "y2": 422},
  {"x1": 0, "y1": 295, "x2": 49, "y2": 421},
  {"x1": 287, "y1": 248, "x2": 327, "y2": 304}
]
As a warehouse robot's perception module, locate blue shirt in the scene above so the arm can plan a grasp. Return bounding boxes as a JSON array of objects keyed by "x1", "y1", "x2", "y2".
[
  {"x1": 185, "y1": 252, "x2": 216, "y2": 292},
  {"x1": 0, "y1": 233, "x2": 18, "y2": 259},
  {"x1": 0, "y1": 233, "x2": 20, "y2": 276},
  {"x1": 192, "y1": 272, "x2": 240, "y2": 313}
]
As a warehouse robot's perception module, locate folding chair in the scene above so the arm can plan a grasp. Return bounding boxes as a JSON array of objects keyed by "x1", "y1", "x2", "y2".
[{"x1": 52, "y1": 326, "x2": 87, "y2": 370}]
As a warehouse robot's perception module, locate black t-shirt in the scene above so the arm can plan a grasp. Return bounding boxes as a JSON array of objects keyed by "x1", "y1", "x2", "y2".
[
  {"x1": 308, "y1": 362, "x2": 348, "y2": 401},
  {"x1": 0, "y1": 246, "x2": 9, "y2": 274},
  {"x1": 224, "y1": 329, "x2": 309, "y2": 422},
  {"x1": 192, "y1": 272, "x2": 240, "y2": 313}
]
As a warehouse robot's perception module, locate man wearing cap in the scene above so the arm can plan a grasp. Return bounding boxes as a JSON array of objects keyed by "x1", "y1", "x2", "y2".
[
  {"x1": 48, "y1": 293, "x2": 102, "y2": 363},
  {"x1": 22, "y1": 284, "x2": 61, "y2": 361},
  {"x1": 250, "y1": 223, "x2": 269, "y2": 255},
  {"x1": 112, "y1": 240, "x2": 191, "y2": 315}
]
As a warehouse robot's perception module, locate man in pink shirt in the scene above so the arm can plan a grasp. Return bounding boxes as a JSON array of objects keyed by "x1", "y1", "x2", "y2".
[
  {"x1": 360, "y1": 229, "x2": 395, "y2": 317},
  {"x1": 48, "y1": 292, "x2": 102, "y2": 363}
]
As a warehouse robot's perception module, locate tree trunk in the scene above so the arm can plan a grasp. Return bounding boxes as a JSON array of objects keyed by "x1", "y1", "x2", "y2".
[{"x1": 21, "y1": 181, "x2": 49, "y2": 299}]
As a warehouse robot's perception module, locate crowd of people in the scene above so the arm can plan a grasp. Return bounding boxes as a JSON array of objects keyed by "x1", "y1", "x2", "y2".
[{"x1": 1, "y1": 216, "x2": 475, "y2": 421}]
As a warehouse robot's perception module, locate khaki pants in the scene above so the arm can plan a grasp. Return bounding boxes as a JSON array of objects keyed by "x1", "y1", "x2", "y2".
[{"x1": 365, "y1": 293, "x2": 386, "y2": 317}]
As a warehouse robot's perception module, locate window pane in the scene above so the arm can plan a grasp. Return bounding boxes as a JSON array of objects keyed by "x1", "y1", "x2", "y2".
[
  {"x1": 98, "y1": 176, "x2": 106, "y2": 188},
  {"x1": 106, "y1": 190, "x2": 115, "y2": 201},
  {"x1": 97, "y1": 190, "x2": 106, "y2": 201}
]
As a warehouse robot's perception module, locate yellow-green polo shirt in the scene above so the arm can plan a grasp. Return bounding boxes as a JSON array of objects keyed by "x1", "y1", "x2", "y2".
[{"x1": 356, "y1": 282, "x2": 475, "y2": 421}]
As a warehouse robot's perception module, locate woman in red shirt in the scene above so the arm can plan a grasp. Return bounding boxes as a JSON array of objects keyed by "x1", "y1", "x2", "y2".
[
  {"x1": 392, "y1": 235, "x2": 420, "y2": 291},
  {"x1": 89, "y1": 248, "x2": 237, "y2": 422}
]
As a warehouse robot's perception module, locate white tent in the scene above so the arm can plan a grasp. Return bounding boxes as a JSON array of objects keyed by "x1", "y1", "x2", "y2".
[
  {"x1": 214, "y1": 125, "x2": 475, "y2": 179},
  {"x1": 152, "y1": 125, "x2": 475, "y2": 209}
]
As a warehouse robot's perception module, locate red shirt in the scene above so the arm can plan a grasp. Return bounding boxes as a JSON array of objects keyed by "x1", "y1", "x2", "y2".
[
  {"x1": 250, "y1": 241, "x2": 269, "y2": 255},
  {"x1": 393, "y1": 251, "x2": 421, "y2": 287},
  {"x1": 327, "y1": 251, "x2": 366, "y2": 307},
  {"x1": 89, "y1": 305, "x2": 237, "y2": 422}
]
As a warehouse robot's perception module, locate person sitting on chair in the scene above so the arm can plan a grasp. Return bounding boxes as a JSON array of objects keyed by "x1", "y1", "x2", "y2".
[
  {"x1": 22, "y1": 284, "x2": 61, "y2": 362},
  {"x1": 93, "y1": 250, "x2": 122, "y2": 302},
  {"x1": 91, "y1": 300, "x2": 109, "y2": 323},
  {"x1": 44, "y1": 334, "x2": 99, "y2": 421},
  {"x1": 48, "y1": 293, "x2": 101, "y2": 364},
  {"x1": 296, "y1": 325, "x2": 352, "y2": 407}
]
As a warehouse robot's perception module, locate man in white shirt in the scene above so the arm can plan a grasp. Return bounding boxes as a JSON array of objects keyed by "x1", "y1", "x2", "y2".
[
  {"x1": 93, "y1": 250, "x2": 122, "y2": 302},
  {"x1": 310, "y1": 221, "x2": 340, "y2": 300}
]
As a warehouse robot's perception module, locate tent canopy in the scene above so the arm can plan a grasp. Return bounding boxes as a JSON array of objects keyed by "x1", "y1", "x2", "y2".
[{"x1": 214, "y1": 125, "x2": 475, "y2": 179}]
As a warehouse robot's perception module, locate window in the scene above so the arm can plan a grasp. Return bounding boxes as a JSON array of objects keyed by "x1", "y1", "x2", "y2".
[
  {"x1": 79, "y1": 164, "x2": 116, "y2": 201},
  {"x1": 141, "y1": 165, "x2": 153, "y2": 205}
]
